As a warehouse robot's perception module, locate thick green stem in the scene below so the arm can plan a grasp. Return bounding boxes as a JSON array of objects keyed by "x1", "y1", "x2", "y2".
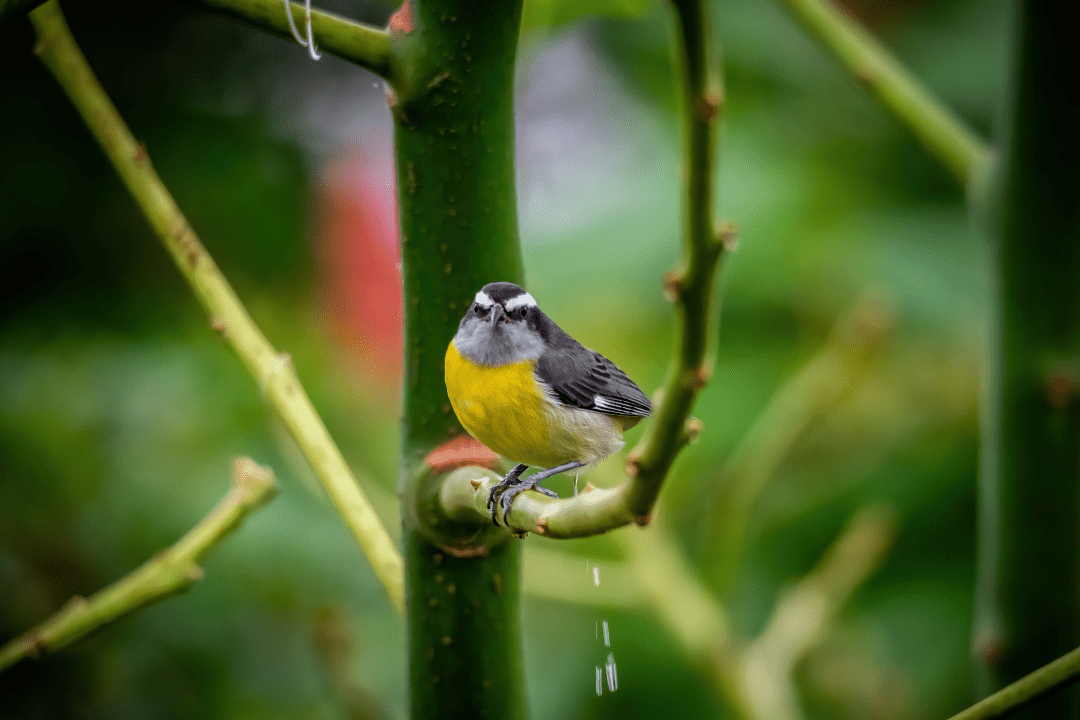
[
  {"x1": 974, "y1": 1, "x2": 1080, "y2": 716},
  {"x1": 30, "y1": 0, "x2": 404, "y2": 613},
  {"x1": 390, "y1": 0, "x2": 528, "y2": 716},
  {"x1": 772, "y1": 0, "x2": 990, "y2": 187},
  {"x1": 626, "y1": 0, "x2": 728, "y2": 520},
  {"x1": 185, "y1": 0, "x2": 394, "y2": 79},
  {"x1": 0, "y1": 458, "x2": 277, "y2": 672}
]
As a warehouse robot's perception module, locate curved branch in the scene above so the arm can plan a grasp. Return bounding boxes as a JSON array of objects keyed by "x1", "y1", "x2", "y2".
[
  {"x1": 439, "y1": 467, "x2": 635, "y2": 538},
  {"x1": 773, "y1": 0, "x2": 990, "y2": 187},
  {"x1": 30, "y1": 0, "x2": 404, "y2": 614},
  {"x1": 0, "y1": 458, "x2": 277, "y2": 673},
  {"x1": 184, "y1": 0, "x2": 394, "y2": 79},
  {"x1": 625, "y1": 0, "x2": 730, "y2": 521}
]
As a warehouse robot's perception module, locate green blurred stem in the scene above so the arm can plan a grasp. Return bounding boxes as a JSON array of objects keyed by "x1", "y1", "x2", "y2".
[
  {"x1": 625, "y1": 0, "x2": 729, "y2": 521},
  {"x1": 706, "y1": 297, "x2": 891, "y2": 587},
  {"x1": 391, "y1": 0, "x2": 530, "y2": 716},
  {"x1": 950, "y1": 646, "x2": 1080, "y2": 720},
  {"x1": 0, "y1": 458, "x2": 277, "y2": 673},
  {"x1": 30, "y1": 0, "x2": 405, "y2": 614},
  {"x1": 736, "y1": 506, "x2": 896, "y2": 720},
  {"x1": 185, "y1": 0, "x2": 393, "y2": 79},
  {"x1": 973, "y1": 0, "x2": 1080, "y2": 715},
  {"x1": 773, "y1": 0, "x2": 989, "y2": 187}
]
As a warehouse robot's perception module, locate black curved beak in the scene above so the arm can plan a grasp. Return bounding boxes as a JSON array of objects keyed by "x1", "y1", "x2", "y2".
[{"x1": 489, "y1": 304, "x2": 506, "y2": 324}]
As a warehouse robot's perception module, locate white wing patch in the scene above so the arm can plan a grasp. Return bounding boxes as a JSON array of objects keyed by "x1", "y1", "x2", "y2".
[
  {"x1": 474, "y1": 290, "x2": 495, "y2": 308},
  {"x1": 593, "y1": 395, "x2": 614, "y2": 411},
  {"x1": 505, "y1": 292, "x2": 537, "y2": 311}
]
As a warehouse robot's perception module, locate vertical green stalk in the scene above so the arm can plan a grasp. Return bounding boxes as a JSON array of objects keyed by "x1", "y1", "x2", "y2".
[
  {"x1": 974, "y1": 1, "x2": 1080, "y2": 715},
  {"x1": 390, "y1": 1, "x2": 528, "y2": 717}
]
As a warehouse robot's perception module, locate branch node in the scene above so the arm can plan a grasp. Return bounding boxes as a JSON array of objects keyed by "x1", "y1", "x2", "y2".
[
  {"x1": 690, "y1": 365, "x2": 712, "y2": 391},
  {"x1": 26, "y1": 632, "x2": 47, "y2": 658},
  {"x1": 700, "y1": 92, "x2": 721, "y2": 122},
  {"x1": 975, "y1": 631, "x2": 1005, "y2": 669},
  {"x1": 633, "y1": 512, "x2": 652, "y2": 527},
  {"x1": 1046, "y1": 367, "x2": 1079, "y2": 409},
  {"x1": 469, "y1": 477, "x2": 482, "y2": 490},
  {"x1": 625, "y1": 453, "x2": 641, "y2": 478},
  {"x1": 683, "y1": 417, "x2": 704, "y2": 445},
  {"x1": 260, "y1": 352, "x2": 293, "y2": 395},
  {"x1": 663, "y1": 269, "x2": 685, "y2": 302},
  {"x1": 133, "y1": 142, "x2": 148, "y2": 165},
  {"x1": 185, "y1": 564, "x2": 206, "y2": 583},
  {"x1": 715, "y1": 220, "x2": 738, "y2": 252},
  {"x1": 210, "y1": 316, "x2": 228, "y2": 337},
  {"x1": 535, "y1": 517, "x2": 549, "y2": 535}
]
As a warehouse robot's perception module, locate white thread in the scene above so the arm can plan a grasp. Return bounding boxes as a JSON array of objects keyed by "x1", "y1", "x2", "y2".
[
  {"x1": 304, "y1": 0, "x2": 321, "y2": 60},
  {"x1": 282, "y1": 0, "x2": 321, "y2": 60}
]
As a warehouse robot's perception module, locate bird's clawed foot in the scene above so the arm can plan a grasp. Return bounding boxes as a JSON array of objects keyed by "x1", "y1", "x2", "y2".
[{"x1": 486, "y1": 461, "x2": 585, "y2": 527}]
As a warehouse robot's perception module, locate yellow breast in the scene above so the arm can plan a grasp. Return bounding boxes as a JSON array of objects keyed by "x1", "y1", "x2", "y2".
[{"x1": 445, "y1": 342, "x2": 569, "y2": 468}]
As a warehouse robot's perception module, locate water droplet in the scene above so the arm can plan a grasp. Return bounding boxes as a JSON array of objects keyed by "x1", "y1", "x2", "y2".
[
  {"x1": 605, "y1": 653, "x2": 618, "y2": 692},
  {"x1": 602, "y1": 620, "x2": 610, "y2": 647},
  {"x1": 595, "y1": 666, "x2": 603, "y2": 696},
  {"x1": 592, "y1": 565, "x2": 600, "y2": 586}
]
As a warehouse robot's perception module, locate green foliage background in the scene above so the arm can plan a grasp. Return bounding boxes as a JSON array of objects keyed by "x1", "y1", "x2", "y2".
[{"x1": 0, "y1": 0, "x2": 1006, "y2": 716}]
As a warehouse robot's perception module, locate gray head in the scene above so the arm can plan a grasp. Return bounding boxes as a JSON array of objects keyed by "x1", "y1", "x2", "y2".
[{"x1": 452, "y1": 282, "x2": 548, "y2": 366}]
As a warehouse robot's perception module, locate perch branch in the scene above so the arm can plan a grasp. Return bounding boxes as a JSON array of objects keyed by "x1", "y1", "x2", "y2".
[
  {"x1": 0, "y1": 458, "x2": 277, "y2": 672},
  {"x1": 30, "y1": 0, "x2": 404, "y2": 614},
  {"x1": 185, "y1": 0, "x2": 393, "y2": 79},
  {"x1": 772, "y1": 0, "x2": 989, "y2": 186}
]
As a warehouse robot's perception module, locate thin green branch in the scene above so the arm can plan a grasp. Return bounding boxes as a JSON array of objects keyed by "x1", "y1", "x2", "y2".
[
  {"x1": 773, "y1": 0, "x2": 990, "y2": 186},
  {"x1": 949, "y1": 645, "x2": 1080, "y2": 720},
  {"x1": 30, "y1": 0, "x2": 404, "y2": 614},
  {"x1": 0, "y1": 458, "x2": 277, "y2": 673},
  {"x1": 705, "y1": 297, "x2": 892, "y2": 585},
  {"x1": 625, "y1": 0, "x2": 729, "y2": 522},
  {"x1": 736, "y1": 505, "x2": 897, "y2": 720},
  {"x1": 185, "y1": 0, "x2": 394, "y2": 79}
]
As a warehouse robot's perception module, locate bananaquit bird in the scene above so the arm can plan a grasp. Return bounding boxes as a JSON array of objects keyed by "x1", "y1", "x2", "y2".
[{"x1": 444, "y1": 282, "x2": 652, "y2": 525}]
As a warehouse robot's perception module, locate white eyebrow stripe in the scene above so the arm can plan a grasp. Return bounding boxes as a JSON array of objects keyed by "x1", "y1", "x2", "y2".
[
  {"x1": 474, "y1": 291, "x2": 495, "y2": 308},
  {"x1": 504, "y1": 293, "x2": 537, "y2": 311}
]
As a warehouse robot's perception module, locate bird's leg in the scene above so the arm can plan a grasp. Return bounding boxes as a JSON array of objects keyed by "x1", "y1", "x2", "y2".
[
  {"x1": 496, "y1": 461, "x2": 586, "y2": 527},
  {"x1": 487, "y1": 464, "x2": 529, "y2": 524}
]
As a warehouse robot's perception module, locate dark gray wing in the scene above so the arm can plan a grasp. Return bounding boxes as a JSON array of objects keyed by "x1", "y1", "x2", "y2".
[{"x1": 536, "y1": 345, "x2": 652, "y2": 417}]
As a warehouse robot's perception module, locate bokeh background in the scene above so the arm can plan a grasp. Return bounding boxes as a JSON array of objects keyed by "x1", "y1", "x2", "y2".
[{"x1": 0, "y1": 0, "x2": 1007, "y2": 717}]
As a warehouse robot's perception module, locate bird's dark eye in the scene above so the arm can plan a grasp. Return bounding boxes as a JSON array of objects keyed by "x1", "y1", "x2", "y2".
[
  {"x1": 518, "y1": 307, "x2": 528, "y2": 319},
  {"x1": 473, "y1": 304, "x2": 483, "y2": 315}
]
